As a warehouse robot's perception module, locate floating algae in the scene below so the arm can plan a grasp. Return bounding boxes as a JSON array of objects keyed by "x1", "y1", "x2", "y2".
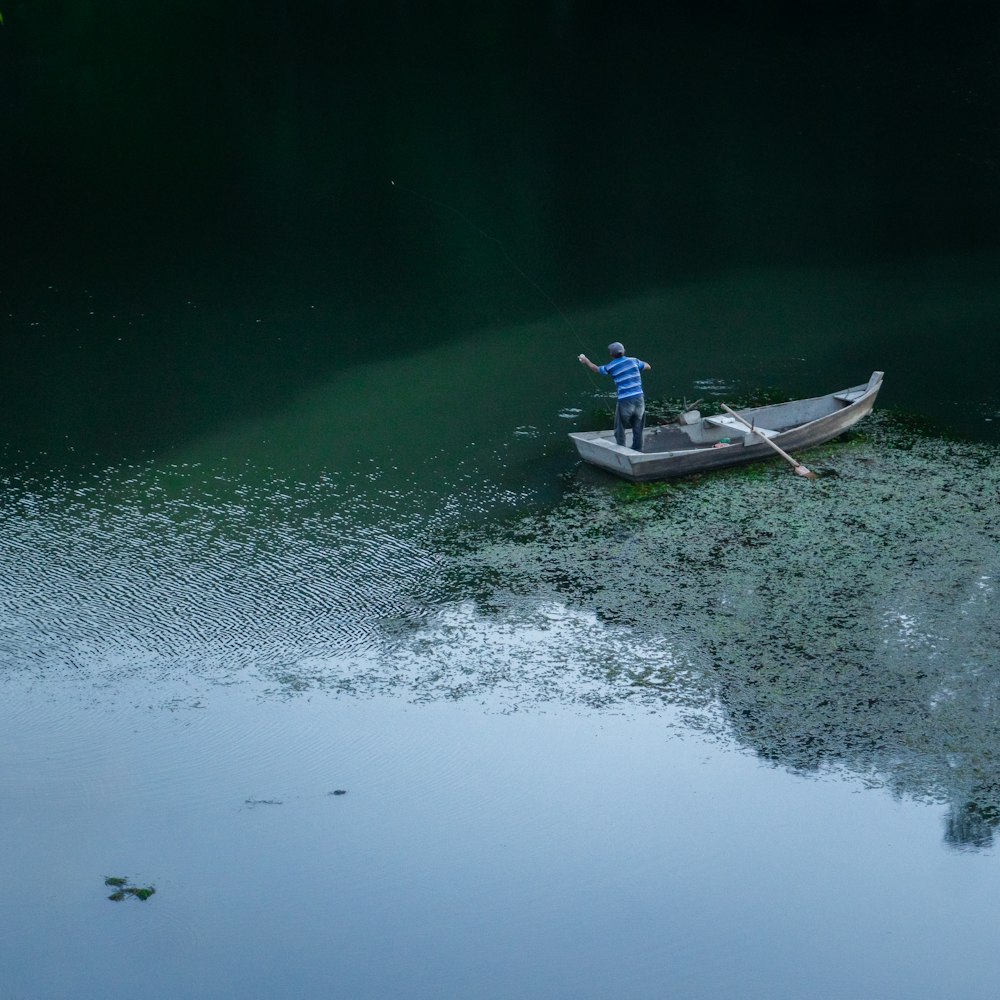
[
  {"x1": 16, "y1": 408, "x2": 1000, "y2": 851},
  {"x1": 391, "y1": 411, "x2": 1000, "y2": 848},
  {"x1": 105, "y1": 876, "x2": 155, "y2": 902}
]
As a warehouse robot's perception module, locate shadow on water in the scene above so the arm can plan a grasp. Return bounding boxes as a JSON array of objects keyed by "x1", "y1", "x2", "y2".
[
  {"x1": 4, "y1": 2, "x2": 1000, "y2": 475},
  {"x1": 5, "y1": 252, "x2": 1000, "y2": 480},
  {"x1": 0, "y1": 271, "x2": 525, "y2": 470}
]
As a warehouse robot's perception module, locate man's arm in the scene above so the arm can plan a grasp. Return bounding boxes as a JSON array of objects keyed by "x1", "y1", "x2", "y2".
[{"x1": 578, "y1": 354, "x2": 601, "y2": 374}]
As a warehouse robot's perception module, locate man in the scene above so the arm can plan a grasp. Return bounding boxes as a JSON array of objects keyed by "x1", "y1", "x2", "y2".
[{"x1": 578, "y1": 342, "x2": 652, "y2": 451}]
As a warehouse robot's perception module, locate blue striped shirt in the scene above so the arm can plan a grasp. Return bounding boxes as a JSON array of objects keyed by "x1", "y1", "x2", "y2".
[{"x1": 598, "y1": 356, "x2": 646, "y2": 399}]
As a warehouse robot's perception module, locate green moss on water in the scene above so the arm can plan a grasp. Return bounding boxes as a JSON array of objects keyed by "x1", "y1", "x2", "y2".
[
  {"x1": 616, "y1": 480, "x2": 678, "y2": 503},
  {"x1": 414, "y1": 409, "x2": 1000, "y2": 849}
]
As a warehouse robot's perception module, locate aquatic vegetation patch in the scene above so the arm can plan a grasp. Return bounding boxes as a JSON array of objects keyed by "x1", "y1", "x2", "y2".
[
  {"x1": 414, "y1": 411, "x2": 1000, "y2": 848},
  {"x1": 6, "y1": 405, "x2": 999, "y2": 850}
]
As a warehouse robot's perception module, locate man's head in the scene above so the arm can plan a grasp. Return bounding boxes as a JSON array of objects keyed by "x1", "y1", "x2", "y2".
[{"x1": 608, "y1": 342, "x2": 625, "y2": 358}]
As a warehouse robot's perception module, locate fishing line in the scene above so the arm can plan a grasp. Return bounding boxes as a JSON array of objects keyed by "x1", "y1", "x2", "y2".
[{"x1": 389, "y1": 179, "x2": 602, "y2": 392}]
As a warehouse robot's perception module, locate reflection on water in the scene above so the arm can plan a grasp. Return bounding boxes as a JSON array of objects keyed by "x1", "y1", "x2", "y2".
[
  {"x1": 4, "y1": 410, "x2": 999, "y2": 851},
  {"x1": 3, "y1": 260, "x2": 1000, "y2": 1000},
  {"x1": 11, "y1": 686, "x2": 990, "y2": 1000},
  {"x1": 3, "y1": 367, "x2": 1000, "y2": 998},
  {"x1": 0, "y1": 464, "x2": 455, "y2": 699},
  {"x1": 6, "y1": 1, "x2": 1000, "y2": 983}
]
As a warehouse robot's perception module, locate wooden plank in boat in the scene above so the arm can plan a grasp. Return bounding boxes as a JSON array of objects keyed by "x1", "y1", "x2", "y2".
[{"x1": 703, "y1": 415, "x2": 778, "y2": 438}]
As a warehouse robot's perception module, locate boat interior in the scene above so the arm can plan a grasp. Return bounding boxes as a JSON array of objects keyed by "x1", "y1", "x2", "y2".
[{"x1": 641, "y1": 386, "x2": 867, "y2": 454}]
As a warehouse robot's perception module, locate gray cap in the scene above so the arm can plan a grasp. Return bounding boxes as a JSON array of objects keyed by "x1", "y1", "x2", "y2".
[{"x1": 608, "y1": 342, "x2": 625, "y2": 357}]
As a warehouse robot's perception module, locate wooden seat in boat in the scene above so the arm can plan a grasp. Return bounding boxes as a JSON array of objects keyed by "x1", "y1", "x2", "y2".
[{"x1": 703, "y1": 415, "x2": 778, "y2": 438}]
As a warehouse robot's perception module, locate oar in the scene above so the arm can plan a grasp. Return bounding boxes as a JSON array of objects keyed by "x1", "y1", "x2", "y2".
[{"x1": 720, "y1": 403, "x2": 818, "y2": 479}]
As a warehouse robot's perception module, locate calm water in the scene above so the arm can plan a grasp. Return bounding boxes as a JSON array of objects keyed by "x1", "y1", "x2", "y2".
[{"x1": 4, "y1": 5, "x2": 1000, "y2": 999}]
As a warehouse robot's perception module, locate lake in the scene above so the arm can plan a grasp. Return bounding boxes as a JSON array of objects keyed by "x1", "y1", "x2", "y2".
[{"x1": 3, "y1": 5, "x2": 1000, "y2": 999}]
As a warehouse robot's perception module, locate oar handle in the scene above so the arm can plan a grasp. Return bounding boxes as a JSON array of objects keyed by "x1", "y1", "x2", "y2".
[{"x1": 720, "y1": 403, "x2": 809, "y2": 472}]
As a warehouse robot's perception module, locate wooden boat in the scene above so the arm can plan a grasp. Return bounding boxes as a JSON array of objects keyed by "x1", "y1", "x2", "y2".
[{"x1": 569, "y1": 371, "x2": 884, "y2": 481}]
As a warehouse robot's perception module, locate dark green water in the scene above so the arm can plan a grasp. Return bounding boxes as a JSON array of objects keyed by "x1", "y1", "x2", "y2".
[{"x1": 3, "y1": 6, "x2": 1000, "y2": 999}]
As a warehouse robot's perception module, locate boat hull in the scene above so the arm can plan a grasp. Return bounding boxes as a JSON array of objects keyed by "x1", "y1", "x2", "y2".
[{"x1": 569, "y1": 371, "x2": 884, "y2": 482}]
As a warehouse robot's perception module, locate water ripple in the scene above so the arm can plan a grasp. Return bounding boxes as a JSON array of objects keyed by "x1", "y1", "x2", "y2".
[
  {"x1": 0, "y1": 465, "x2": 452, "y2": 698},
  {"x1": 5, "y1": 414, "x2": 1000, "y2": 850}
]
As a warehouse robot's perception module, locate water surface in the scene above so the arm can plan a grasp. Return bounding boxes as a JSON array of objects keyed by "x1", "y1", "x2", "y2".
[
  {"x1": 3, "y1": 276, "x2": 1000, "y2": 997},
  {"x1": 4, "y1": 5, "x2": 1000, "y2": 996}
]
